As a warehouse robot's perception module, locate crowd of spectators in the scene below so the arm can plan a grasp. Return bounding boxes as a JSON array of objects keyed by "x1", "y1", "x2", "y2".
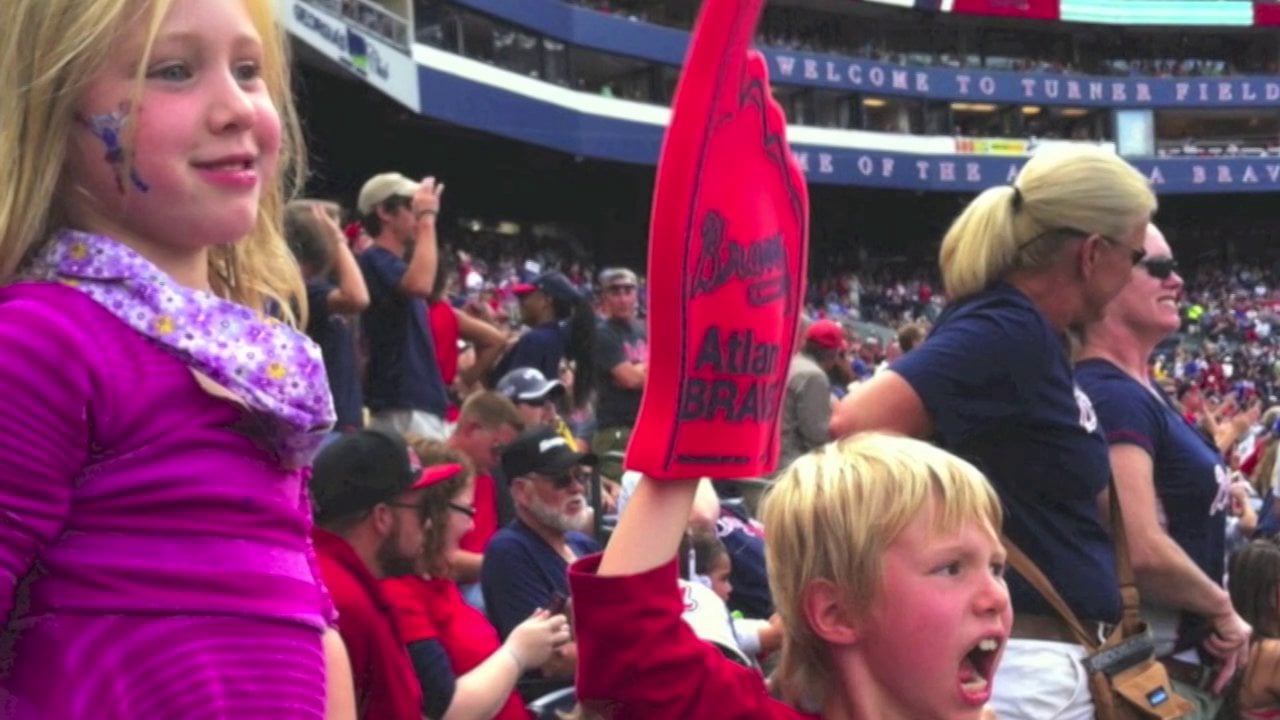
[{"x1": 289, "y1": 164, "x2": 1280, "y2": 718}]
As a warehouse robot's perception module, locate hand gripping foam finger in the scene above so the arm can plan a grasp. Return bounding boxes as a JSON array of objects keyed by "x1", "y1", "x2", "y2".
[{"x1": 628, "y1": 0, "x2": 810, "y2": 481}]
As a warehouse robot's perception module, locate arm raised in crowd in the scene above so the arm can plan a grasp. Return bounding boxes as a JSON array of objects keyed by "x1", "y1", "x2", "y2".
[
  {"x1": 454, "y1": 307, "x2": 507, "y2": 387},
  {"x1": 311, "y1": 204, "x2": 369, "y2": 315},
  {"x1": 398, "y1": 178, "x2": 443, "y2": 298},
  {"x1": 600, "y1": 479, "x2": 699, "y2": 579}
]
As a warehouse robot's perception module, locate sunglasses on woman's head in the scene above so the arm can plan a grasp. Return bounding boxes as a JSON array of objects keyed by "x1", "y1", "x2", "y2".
[{"x1": 1140, "y1": 257, "x2": 1178, "y2": 280}]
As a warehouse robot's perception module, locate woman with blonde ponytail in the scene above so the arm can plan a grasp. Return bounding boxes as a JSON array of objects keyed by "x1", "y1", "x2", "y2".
[
  {"x1": 0, "y1": 0, "x2": 354, "y2": 718},
  {"x1": 832, "y1": 145, "x2": 1157, "y2": 719}
]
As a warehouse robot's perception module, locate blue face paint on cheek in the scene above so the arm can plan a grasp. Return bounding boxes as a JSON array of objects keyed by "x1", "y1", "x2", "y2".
[{"x1": 74, "y1": 100, "x2": 150, "y2": 194}]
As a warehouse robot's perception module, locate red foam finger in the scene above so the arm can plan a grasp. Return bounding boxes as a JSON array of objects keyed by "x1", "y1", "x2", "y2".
[{"x1": 628, "y1": 0, "x2": 810, "y2": 480}]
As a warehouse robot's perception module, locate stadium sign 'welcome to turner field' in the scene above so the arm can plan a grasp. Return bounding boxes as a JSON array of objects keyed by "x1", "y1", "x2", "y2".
[{"x1": 769, "y1": 53, "x2": 1280, "y2": 109}]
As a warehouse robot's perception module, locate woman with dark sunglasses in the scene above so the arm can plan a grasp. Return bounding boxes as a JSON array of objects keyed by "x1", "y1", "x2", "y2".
[
  {"x1": 832, "y1": 145, "x2": 1157, "y2": 719},
  {"x1": 381, "y1": 438, "x2": 572, "y2": 720},
  {"x1": 1076, "y1": 223, "x2": 1252, "y2": 719}
]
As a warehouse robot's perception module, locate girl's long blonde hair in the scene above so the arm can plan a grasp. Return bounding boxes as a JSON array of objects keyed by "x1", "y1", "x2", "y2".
[{"x1": 0, "y1": 0, "x2": 307, "y2": 323}]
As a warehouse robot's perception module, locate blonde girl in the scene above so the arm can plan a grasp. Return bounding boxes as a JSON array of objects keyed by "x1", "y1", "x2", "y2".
[{"x1": 0, "y1": 1, "x2": 352, "y2": 717}]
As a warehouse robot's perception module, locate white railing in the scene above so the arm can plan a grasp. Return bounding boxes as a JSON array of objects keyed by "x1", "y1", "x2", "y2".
[{"x1": 301, "y1": 0, "x2": 411, "y2": 50}]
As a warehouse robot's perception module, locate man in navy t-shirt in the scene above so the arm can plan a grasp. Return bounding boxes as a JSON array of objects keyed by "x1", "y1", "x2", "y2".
[
  {"x1": 355, "y1": 172, "x2": 449, "y2": 440},
  {"x1": 482, "y1": 426, "x2": 600, "y2": 680}
]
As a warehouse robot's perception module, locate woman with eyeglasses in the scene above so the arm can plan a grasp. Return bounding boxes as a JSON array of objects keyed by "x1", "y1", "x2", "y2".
[
  {"x1": 381, "y1": 438, "x2": 571, "y2": 720},
  {"x1": 1076, "y1": 223, "x2": 1252, "y2": 718},
  {"x1": 831, "y1": 145, "x2": 1157, "y2": 719}
]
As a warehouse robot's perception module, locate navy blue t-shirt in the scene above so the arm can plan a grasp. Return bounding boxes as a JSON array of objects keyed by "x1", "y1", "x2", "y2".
[
  {"x1": 1076, "y1": 359, "x2": 1227, "y2": 649},
  {"x1": 357, "y1": 246, "x2": 447, "y2": 416},
  {"x1": 305, "y1": 279, "x2": 364, "y2": 431},
  {"x1": 1257, "y1": 489, "x2": 1280, "y2": 538},
  {"x1": 480, "y1": 518, "x2": 600, "y2": 639},
  {"x1": 717, "y1": 504, "x2": 774, "y2": 619},
  {"x1": 892, "y1": 283, "x2": 1120, "y2": 622},
  {"x1": 493, "y1": 322, "x2": 566, "y2": 384}
]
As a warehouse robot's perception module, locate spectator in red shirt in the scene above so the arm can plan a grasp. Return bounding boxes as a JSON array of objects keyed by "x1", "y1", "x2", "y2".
[
  {"x1": 311, "y1": 429, "x2": 456, "y2": 720},
  {"x1": 382, "y1": 439, "x2": 571, "y2": 720},
  {"x1": 446, "y1": 392, "x2": 523, "y2": 605}
]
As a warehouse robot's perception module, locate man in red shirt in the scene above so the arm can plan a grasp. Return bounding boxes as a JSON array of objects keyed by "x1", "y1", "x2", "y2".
[
  {"x1": 445, "y1": 392, "x2": 523, "y2": 606},
  {"x1": 311, "y1": 429, "x2": 457, "y2": 720}
]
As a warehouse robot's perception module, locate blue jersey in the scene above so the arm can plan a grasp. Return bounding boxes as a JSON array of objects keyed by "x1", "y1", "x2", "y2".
[
  {"x1": 892, "y1": 283, "x2": 1119, "y2": 622},
  {"x1": 358, "y1": 246, "x2": 447, "y2": 416},
  {"x1": 305, "y1": 279, "x2": 363, "y2": 431},
  {"x1": 480, "y1": 519, "x2": 600, "y2": 639},
  {"x1": 1077, "y1": 358, "x2": 1227, "y2": 650},
  {"x1": 493, "y1": 322, "x2": 566, "y2": 383}
]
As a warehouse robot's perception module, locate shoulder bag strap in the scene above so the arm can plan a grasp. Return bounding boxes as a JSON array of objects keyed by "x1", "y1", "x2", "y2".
[
  {"x1": 1001, "y1": 534, "x2": 1100, "y2": 650},
  {"x1": 1106, "y1": 474, "x2": 1144, "y2": 636}
]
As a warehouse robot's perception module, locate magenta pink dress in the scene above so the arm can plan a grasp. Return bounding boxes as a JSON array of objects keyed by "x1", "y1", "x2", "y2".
[{"x1": 0, "y1": 283, "x2": 331, "y2": 719}]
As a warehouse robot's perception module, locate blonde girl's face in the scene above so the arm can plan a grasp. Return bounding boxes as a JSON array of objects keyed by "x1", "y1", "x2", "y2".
[{"x1": 65, "y1": 0, "x2": 281, "y2": 258}]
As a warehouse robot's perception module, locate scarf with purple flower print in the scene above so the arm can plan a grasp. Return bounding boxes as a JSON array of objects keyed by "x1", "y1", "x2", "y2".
[{"x1": 29, "y1": 230, "x2": 335, "y2": 468}]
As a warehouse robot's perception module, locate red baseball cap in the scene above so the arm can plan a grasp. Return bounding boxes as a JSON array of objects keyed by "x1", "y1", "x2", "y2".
[
  {"x1": 411, "y1": 463, "x2": 464, "y2": 490},
  {"x1": 806, "y1": 319, "x2": 849, "y2": 351}
]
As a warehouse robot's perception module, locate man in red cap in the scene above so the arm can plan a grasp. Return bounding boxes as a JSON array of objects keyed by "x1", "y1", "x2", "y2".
[
  {"x1": 778, "y1": 319, "x2": 848, "y2": 469},
  {"x1": 311, "y1": 429, "x2": 461, "y2": 719}
]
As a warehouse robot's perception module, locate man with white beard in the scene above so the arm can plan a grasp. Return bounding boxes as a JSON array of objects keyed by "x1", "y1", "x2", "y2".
[{"x1": 481, "y1": 426, "x2": 600, "y2": 680}]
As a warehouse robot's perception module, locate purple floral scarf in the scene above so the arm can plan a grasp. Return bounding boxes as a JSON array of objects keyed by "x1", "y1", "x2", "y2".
[{"x1": 29, "y1": 230, "x2": 335, "y2": 468}]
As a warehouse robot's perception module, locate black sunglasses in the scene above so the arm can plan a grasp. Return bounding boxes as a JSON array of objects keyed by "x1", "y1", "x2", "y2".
[
  {"x1": 448, "y1": 502, "x2": 477, "y2": 519},
  {"x1": 387, "y1": 500, "x2": 427, "y2": 521},
  {"x1": 1101, "y1": 235, "x2": 1147, "y2": 267},
  {"x1": 1019, "y1": 227, "x2": 1146, "y2": 267},
  {"x1": 1139, "y1": 257, "x2": 1178, "y2": 280}
]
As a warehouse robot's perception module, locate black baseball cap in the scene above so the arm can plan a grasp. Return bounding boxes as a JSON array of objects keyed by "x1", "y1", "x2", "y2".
[
  {"x1": 512, "y1": 272, "x2": 582, "y2": 304},
  {"x1": 501, "y1": 426, "x2": 597, "y2": 481},
  {"x1": 311, "y1": 429, "x2": 456, "y2": 523}
]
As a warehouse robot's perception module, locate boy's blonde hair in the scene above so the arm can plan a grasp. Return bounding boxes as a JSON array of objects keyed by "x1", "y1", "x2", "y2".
[
  {"x1": 939, "y1": 145, "x2": 1156, "y2": 303},
  {"x1": 763, "y1": 433, "x2": 1002, "y2": 706},
  {"x1": 0, "y1": 0, "x2": 307, "y2": 323}
]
